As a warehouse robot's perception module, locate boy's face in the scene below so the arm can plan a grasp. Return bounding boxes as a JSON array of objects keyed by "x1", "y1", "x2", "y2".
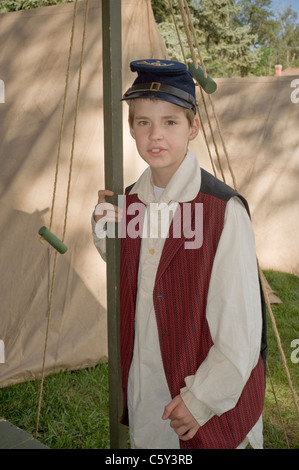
[{"x1": 129, "y1": 99, "x2": 199, "y2": 187}]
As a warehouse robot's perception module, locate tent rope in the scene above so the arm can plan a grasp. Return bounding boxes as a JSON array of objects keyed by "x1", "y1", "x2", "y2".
[
  {"x1": 181, "y1": 0, "x2": 238, "y2": 188},
  {"x1": 35, "y1": 0, "x2": 90, "y2": 439},
  {"x1": 168, "y1": 0, "x2": 217, "y2": 177},
  {"x1": 171, "y1": 0, "x2": 299, "y2": 443},
  {"x1": 175, "y1": 0, "x2": 227, "y2": 182},
  {"x1": 48, "y1": 0, "x2": 78, "y2": 233}
]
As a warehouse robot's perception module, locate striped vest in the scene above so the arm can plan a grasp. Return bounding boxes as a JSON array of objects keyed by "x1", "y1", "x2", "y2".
[{"x1": 120, "y1": 169, "x2": 267, "y2": 449}]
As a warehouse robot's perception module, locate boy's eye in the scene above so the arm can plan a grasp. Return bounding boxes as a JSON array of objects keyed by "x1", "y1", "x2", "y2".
[
  {"x1": 166, "y1": 120, "x2": 176, "y2": 126},
  {"x1": 138, "y1": 120, "x2": 149, "y2": 126}
]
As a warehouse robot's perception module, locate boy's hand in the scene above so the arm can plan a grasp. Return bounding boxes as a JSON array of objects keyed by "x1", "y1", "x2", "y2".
[
  {"x1": 93, "y1": 189, "x2": 122, "y2": 223},
  {"x1": 162, "y1": 395, "x2": 199, "y2": 441}
]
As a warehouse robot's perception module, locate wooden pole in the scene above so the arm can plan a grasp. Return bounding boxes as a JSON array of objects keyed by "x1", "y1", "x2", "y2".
[{"x1": 102, "y1": 0, "x2": 127, "y2": 449}]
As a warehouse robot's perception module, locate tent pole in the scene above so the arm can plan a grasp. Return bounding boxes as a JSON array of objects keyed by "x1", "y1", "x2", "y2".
[{"x1": 102, "y1": 0, "x2": 127, "y2": 449}]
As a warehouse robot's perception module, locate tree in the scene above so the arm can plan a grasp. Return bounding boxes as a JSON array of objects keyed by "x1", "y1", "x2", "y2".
[
  {"x1": 274, "y1": 6, "x2": 299, "y2": 68},
  {"x1": 152, "y1": 0, "x2": 261, "y2": 77},
  {"x1": 193, "y1": 0, "x2": 261, "y2": 77},
  {"x1": 151, "y1": 0, "x2": 199, "y2": 63},
  {"x1": 237, "y1": 0, "x2": 299, "y2": 74},
  {"x1": 0, "y1": 0, "x2": 73, "y2": 13},
  {"x1": 237, "y1": 0, "x2": 280, "y2": 47}
]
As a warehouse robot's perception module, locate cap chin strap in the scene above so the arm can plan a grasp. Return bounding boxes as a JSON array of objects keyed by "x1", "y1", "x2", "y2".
[{"x1": 123, "y1": 82, "x2": 196, "y2": 112}]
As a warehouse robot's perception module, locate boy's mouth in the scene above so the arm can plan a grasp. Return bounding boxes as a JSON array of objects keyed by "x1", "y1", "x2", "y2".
[{"x1": 148, "y1": 147, "x2": 166, "y2": 155}]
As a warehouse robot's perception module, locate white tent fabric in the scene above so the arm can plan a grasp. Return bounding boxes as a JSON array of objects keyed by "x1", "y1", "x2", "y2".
[
  {"x1": 196, "y1": 76, "x2": 299, "y2": 277},
  {"x1": 0, "y1": 0, "x2": 171, "y2": 387},
  {"x1": 0, "y1": 1, "x2": 297, "y2": 388}
]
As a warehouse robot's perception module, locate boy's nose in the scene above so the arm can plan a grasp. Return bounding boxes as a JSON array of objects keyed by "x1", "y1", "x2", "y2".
[{"x1": 149, "y1": 124, "x2": 162, "y2": 140}]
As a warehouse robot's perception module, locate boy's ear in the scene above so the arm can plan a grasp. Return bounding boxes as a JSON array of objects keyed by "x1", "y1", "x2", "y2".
[
  {"x1": 129, "y1": 125, "x2": 135, "y2": 139},
  {"x1": 189, "y1": 115, "x2": 200, "y2": 141}
]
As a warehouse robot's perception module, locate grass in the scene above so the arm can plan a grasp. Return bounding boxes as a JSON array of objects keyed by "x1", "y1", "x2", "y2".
[
  {"x1": 0, "y1": 364, "x2": 111, "y2": 449},
  {"x1": 0, "y1": 270, "x2": 298, "y2": 449},
  {"x1": 262, "y1": 270, "x2": 299, "y2": 449}
]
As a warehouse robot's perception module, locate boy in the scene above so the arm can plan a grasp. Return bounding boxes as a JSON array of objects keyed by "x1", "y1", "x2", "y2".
[{"x1": 92, "y1": 59, "x2": 267, "y2": 449}]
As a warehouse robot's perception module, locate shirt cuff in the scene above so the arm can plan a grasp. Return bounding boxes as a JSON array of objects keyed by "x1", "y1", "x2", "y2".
[
  {"x1": 180, "y1": 385, "x2": 215, "y2": 427},
  {"x1": 91, "y1": 215, "x2": 107, "y2": 261}
]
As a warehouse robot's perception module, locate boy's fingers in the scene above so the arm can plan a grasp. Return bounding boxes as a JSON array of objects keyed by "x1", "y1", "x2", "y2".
[
  {"x1": 97, "y1": 189, "x2": 114, "y2": 203},
  {"x1": 94, "y1": 190, "x2": 118, "y2": 223},
  {"x1": 162, "y1": 395, "x2": 182, "y2": 420}
]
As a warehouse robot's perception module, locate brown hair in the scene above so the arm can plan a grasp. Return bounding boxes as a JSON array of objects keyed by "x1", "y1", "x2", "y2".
[{"x1": 127, "y1": 98, "x2": 195, "y2": 128}]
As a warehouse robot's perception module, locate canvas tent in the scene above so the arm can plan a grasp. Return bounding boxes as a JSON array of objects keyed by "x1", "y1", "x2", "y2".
[
  {"x1": 0, "y1": 0, "x2": 172, "y2": 387},
  {"x1": 0, "y1": 0, "x2": 298, "y2": 389},
  {"x1": 199, "y1": 75, "x2": 299, "y2": 277}
]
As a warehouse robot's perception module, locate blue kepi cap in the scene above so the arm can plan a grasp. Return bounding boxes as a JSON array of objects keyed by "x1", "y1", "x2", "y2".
[{"x1": 122, "y1": 59, "x2": 196, "y2": 113}]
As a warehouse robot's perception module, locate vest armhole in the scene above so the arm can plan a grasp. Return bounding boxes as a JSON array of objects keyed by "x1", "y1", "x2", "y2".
[
  {"x1": 200, "y1": 169, "x2": 251, "y2": 217},
  {"x1": 125, "y1": 182, "x2": 136, "y2": 194}
]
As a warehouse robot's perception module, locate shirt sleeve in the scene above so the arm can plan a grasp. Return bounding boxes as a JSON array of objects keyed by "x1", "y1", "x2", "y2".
[
  {"x1": 91, "y1": 215, "x2": 107, "y2": 262},
  {"x1": 180, "y1": 196, "x2": 262, "y2": 426}
]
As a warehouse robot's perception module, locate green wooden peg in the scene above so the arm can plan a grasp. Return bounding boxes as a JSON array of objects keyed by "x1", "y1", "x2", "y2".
[
  {"x1": 189, "y1": 63, "x2": 217, "y2": 94},
  {"x1": 38, "y1": 226, "x2": 68, "y2": 254}
]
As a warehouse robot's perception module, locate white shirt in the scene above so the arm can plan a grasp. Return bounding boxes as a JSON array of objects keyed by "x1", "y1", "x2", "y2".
[{"x1": 92, "y1": 150, "x2": 263, "y2": 449}]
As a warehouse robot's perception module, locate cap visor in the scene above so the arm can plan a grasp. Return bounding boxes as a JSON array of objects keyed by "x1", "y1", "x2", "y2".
[{"x1": 121, "y1": 91, "x2": 195, "y2": 112}]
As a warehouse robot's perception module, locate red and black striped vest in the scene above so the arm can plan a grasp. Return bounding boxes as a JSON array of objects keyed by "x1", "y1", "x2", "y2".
[{"x1": 120, "y1": 168, "x2": 267, "y2": 449}]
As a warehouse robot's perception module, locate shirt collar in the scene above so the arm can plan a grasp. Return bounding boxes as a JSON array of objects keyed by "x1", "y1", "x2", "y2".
[{"x1": 129, "y1": 149, "x2": 201, "y2": 204}]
